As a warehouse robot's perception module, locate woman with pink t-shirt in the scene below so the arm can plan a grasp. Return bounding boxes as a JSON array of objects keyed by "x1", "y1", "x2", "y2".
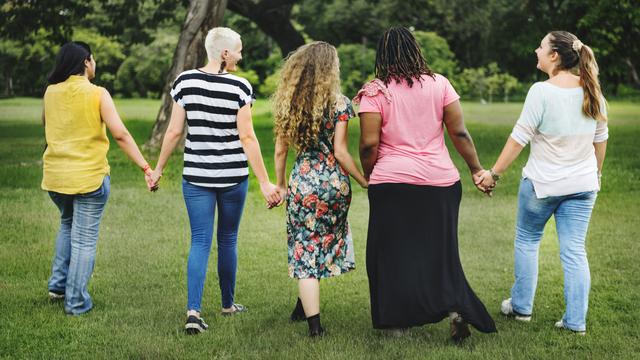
[{"x1": 355, "y1": 27, "x2": 496, "y2": 342}]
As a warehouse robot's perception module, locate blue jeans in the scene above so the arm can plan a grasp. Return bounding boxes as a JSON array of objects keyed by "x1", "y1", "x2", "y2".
[
  {"x1": 48, "y1": 176, "x2": 110, "y2": 315},
  {"x1": 183, "y1": 178, "x2": 248, "y2": 312},
  {"x1": 511, "y1": 178, "x2": 596, "y2": 331}
]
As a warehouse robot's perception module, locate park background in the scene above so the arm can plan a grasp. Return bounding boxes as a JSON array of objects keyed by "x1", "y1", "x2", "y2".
[{"x1": 0, "y1": 0, "x2": 638, "y2": 358}]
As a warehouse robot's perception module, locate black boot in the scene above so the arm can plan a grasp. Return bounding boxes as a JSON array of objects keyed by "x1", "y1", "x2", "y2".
[
  {"x1": 306, "y1": 313, "x2": 325, "y2": 337},
  {"x1": 290, "y1": 297, "x2": 306, "y2": 322}
]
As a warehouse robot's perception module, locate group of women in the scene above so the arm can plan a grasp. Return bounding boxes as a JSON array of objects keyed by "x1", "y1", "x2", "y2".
[{"x1": 41, "y1": 26, "x2": 608, "y2": 342}]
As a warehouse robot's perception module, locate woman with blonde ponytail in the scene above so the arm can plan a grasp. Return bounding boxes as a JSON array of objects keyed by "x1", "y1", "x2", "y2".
[
  {"x1": 272, "y1": 41, "x2": 367, "y2": 337},
  {"x1": 477, "y1": 31, "x2": 608, "y2": 335}
]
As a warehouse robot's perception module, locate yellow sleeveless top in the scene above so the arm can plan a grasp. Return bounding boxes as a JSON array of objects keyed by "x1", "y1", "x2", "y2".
[{"x1": 42, "y1": 75, "x2": 110, "y2": 194}]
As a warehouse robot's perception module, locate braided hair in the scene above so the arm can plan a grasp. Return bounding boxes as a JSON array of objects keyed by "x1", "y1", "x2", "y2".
[{"x1": 375, "y1": 27, "x2": 434, "y2": 87}]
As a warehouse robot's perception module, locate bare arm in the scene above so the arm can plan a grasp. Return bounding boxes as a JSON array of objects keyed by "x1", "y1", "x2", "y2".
[
  {"x1": 443, "y1": 100, "x2": 483, "y2": 175},
  {"x1": 477, "y1": 137, "x2": 524, "y2": 189},
  {"x1": 237, "y1": 104, "x2": 281, "y2": 206},
  {"x1": 594, "y1": 141, "x2": 607, "y2": 173},
  {"x1": 359, "y1": 112, "x2": 382, "y2": 180},
  {"x1": 492, "y1": 137, "x2": 525, "y2": 175},
  {"x1": 274, "y1": 136, "x2": 289, "y2": 188},
  {"x1": 334, "y1": 121, "x2": 367, "y2": 187},
  {"x1": 594, "y1": 140, "x2": 607, "y2": 187},
  {"x1": 100, "y1": 89, "x2": 149, "y2": 170},
  {"x1": 153, "y1": 102, "x2": 186, "y2": 175}
]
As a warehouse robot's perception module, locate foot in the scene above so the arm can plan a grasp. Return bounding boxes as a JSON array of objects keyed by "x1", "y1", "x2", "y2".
[
  {"x1": 185, "y1": 315, "x2": 209, "y2": 335},
  {"x1": 221, "y1": 303, "x2": 247, "y2": 316},
  {"x1": 309, "y1": 326, "x2": 325, "y2": 338},
  {"x1": 48, "y1": 290, "x2": 64, "y2": 301},
  {"x1": 306, "y1": 313, "x2": 325, "y2": 338},
  {"x1": 450, "y1": 315, "x2": 471, "y2": 343},
  {"x1": 290, "y1": 298, "x2": 306, "y2": 322},
  {"x1": 554, "y1": 319, "x2": 586, "y2": 336},
  {"x1": 501, "y1": 298, "x2": 532, "y2": 322}
]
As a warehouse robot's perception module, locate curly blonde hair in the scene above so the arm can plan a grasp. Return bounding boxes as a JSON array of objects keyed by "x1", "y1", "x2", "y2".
[{"x1": 272, "y1": 41, "x2": 342, "y2": 152}]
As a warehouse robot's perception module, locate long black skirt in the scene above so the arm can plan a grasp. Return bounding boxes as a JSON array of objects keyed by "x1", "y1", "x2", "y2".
[{"x1": 366, "y1": 181, "x2": 497, "y2": 333}]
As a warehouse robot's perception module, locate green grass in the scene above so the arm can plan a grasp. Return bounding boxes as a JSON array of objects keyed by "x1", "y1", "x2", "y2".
[{"x1": 0, "y1": 97, "x2": 638, "y2": 359}]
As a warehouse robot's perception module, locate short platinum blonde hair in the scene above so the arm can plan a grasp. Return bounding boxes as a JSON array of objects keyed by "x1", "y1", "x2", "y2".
[{"x1": 204, "y1": 27, "x2": 241, "y2": 61}]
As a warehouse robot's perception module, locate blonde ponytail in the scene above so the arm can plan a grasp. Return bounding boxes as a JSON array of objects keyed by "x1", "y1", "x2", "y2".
[{"x1": 578, "y1": 44, "x2": 607, "y2": 121}]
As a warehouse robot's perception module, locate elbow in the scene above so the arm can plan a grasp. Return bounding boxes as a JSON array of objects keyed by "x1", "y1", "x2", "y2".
[
  {"x1": 239, "y1": 134, "x2": 257, "y2": 147},
  {"x1": 453, "y1": 129, "x2": 471, "y2": 141},
  {"x1": 334, "y1": 149, "x2": 348, "y2": 163},
  {"x1": 165, "y1": 128, "x2": 183, "y2": 142},
  {"x1": 112, "y1": 130, "x2": 131, "y2": 142},
  {"x1": 359, "y1": 142, "x2": 377, "y2": 156},
  {"x1": 275, "y1": 148, "x2": 288, "y2": 159}
]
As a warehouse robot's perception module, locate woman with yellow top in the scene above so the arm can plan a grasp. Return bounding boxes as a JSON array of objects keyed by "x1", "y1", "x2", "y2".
[{"x1": 42, "y1": 42, "x2": 154, "y2": 315}]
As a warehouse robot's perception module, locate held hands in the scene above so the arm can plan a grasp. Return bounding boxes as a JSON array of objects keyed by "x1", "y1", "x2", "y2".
[
  {"x1": 260, "y1": 181, "x2": 284, "y2": 209},
  {"x1": 472, "y1": 169, "x2": 496, "y2": 196},
  {"x1": 142, "y1": 164, "x2": 159, "y2": 192},
  {"x1": 148, "y1": 168, "x2": 162, "y2": 191},
  {"x1": 143, "y1": 165, "x2": 161, "y2": 192}
]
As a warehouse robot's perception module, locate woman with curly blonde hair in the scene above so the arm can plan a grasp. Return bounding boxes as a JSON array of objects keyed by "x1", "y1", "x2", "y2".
[{"x1": 273, "y1": 41, "x2": 367, "y2": 337}]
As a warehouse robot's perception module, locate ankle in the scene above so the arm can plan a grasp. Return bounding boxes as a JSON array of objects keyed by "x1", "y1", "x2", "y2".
[{"x1": 187, "y1": 309, "x2": 200, "y2": 318}]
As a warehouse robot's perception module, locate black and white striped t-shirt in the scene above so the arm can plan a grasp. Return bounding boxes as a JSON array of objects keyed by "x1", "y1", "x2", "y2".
[{"x1": 171, "y1": 69, "x2": 255, "y2": 188}]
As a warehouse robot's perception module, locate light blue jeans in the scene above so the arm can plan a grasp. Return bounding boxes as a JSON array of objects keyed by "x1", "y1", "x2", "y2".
[
  {"x1": 182, "y1": 178, "x2": 248, "y2": 312},
  {"x1": 511, "y1": 178, "x2": 596, "y2": 331},
  {"x1": 48, "y1": 176, "x2": 110, "y2": 315}
]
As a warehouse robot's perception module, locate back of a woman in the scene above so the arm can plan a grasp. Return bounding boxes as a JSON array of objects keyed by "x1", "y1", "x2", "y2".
[
  {"x1": 356, "y1": 27, "x2": 496, "y2": 342},
  {"x1": 364, "y1": 73, "x2": 460, "y2": 186},
  {"x1": 478, "y1": 31, "x2": 608, "y2": 335},
  {"x1": 43, "y1": 42, "x2": 153, "y2": 316}
]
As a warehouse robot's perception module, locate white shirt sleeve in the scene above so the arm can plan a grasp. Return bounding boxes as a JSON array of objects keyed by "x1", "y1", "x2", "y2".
[
  {"x1": 593, "y1": 98, "x2": 609, "y2": 143},
  {"x1": 510, "y1": 83, "x2": 544, "y2": 146},
  {"x1": 170, "y1": 75, "x2": 185, "y2": 108}
]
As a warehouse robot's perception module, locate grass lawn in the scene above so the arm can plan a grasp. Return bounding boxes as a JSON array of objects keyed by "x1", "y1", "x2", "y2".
[{"x1": 0, "y1": 97, "x2": 638, "y2": 359}]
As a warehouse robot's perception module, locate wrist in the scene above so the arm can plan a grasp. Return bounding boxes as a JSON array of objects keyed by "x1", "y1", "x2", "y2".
[
  {"x1": 489, "y1": 168, "x2": 501, "y2": 181},
  {"x1": 469, "y1": 165, "x2": 483, "y2": 174}
]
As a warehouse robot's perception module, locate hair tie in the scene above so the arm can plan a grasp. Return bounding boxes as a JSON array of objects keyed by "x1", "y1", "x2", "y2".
[{"x1": 572, "y1": 39, "x2": 584, "y2": 53}]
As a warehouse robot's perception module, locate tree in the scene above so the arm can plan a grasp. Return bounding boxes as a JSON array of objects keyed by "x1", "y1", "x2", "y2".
[
  {"x1": 337, "y1": 44, "x2": 376, "y2": 96},
  {"x1": 413, "y1": 31, "x2": 458, "y2": 80},
  {"x1": 0, "y1": 0, "x2": 91, "y2": 43},
  {"x1": 145, "y1": 0, "x2": 228, "y2": 150},
  {"x1": 0, "y1": 39, "x2": 21, "y2": 96},
  {"x1": 227, "y1": 0, "x2": 305, "y2": 57}
]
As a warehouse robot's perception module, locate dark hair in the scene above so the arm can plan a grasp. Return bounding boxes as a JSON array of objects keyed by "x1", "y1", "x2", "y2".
[
  {"x1": 548, "y1": 31, "x2": 606, "y2": 121},
  {"x1": 375, "y1": 27, "x2": 434, "y2": 88},
  {"x1": 47, "y1": 42, "x2": 92, "y2": 85}
]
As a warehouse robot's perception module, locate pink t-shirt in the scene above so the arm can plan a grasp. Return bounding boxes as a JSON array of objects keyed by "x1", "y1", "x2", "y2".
[{"x1": 357, "y1": 74, "x2": 461, "y2": 186}]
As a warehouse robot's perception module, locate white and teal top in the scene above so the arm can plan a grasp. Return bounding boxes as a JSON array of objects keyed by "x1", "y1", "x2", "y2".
[{"x1": 510, "y1": 82, "x2": 608, "y2": 198}]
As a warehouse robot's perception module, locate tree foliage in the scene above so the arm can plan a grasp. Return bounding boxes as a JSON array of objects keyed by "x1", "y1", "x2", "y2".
[{"x1": 0, "y1": 0, "x2": 638, "y2": 98}]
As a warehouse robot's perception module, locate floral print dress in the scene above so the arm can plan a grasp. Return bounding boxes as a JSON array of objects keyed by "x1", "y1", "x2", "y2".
[{"x1": 287, "y1": 95, "x2": 356, "y2": 279}]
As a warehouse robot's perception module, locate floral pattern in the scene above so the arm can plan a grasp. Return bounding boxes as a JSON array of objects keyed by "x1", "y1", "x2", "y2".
[{"x1": 287, "y1": 95, "x2": 356, "y2": 279}]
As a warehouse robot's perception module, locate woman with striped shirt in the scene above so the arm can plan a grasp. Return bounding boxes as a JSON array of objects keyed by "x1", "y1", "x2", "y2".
[{"x1": 150, "y1": 27, "x2": 281, "y2": 334}]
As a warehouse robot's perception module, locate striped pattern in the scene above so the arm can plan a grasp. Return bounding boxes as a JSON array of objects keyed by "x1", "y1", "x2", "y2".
[{"x1": 171, "y1": 70, "x2": 254, "y2": 187}]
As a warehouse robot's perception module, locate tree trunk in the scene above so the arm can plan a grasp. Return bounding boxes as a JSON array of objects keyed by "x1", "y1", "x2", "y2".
[
  {"x1": 145, "y1": 0, "x2": 228, "y2": 150},
  {"x1": 228, "y1": 0, "x2": 304, "y2": 57},
  {"x1": 624, "y1": 57, "x2": 640, "y2": 89}
]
